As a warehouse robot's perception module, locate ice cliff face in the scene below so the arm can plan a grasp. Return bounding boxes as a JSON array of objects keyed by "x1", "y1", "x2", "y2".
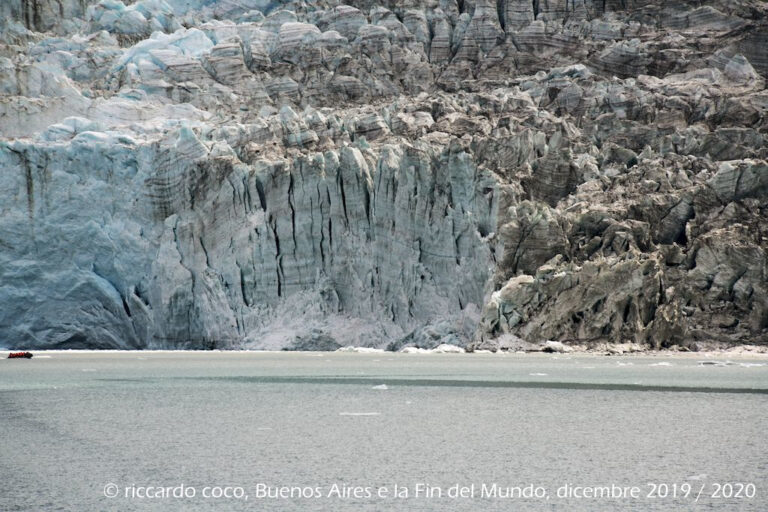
[{"x1": 0, "y1": 0, "x2": 766, "y2": 349}]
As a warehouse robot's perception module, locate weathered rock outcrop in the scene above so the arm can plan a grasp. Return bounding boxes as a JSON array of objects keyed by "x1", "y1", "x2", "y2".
[{"x1": 1, "y1": 0, "x2": 766, "y2": 350}]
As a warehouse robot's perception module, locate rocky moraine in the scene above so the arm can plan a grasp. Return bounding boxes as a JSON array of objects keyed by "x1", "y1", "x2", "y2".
[{"x1": 0, "y1": 0, "x2": 766, "y2": 350}]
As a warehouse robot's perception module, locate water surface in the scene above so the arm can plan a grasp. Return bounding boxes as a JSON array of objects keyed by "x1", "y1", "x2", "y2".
[{"x1": 1, "y1": 351, "x2": 766, "y2": 511}]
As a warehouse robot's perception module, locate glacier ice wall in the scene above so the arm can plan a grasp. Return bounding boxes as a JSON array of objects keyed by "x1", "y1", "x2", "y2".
[
  {"x1": 1, "y1": 0, "x2": 767, "y2": 349},
  {"x1": 0, "y1": 122, "x2": 499, "y2": 348}
]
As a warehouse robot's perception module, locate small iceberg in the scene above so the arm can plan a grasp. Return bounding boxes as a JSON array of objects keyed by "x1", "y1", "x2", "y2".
[
  {"x1": 650, "y1": 362, "x2": 673, "y2": 366},
  {"x1": 529, "y1": 373, "x2": 548, "y2": 376},
  {"x1": 398, "y1": 344, "x2": 466, "y2": 354},
  {"x1": 336, "y1": 346, "x2": 384, "y2": 353},
  {"x1": 541, "y1": 340, "x2": 572, "y2": 353},
  {"x1": 431, "y1": 344, "x2": 465, "y2": 354},
  {"x1": 400, "y1": 347, "x2": 430, "y2": 354},
  {"x1": 371, "y1": 384, "x2": 389, "y2": 390}
]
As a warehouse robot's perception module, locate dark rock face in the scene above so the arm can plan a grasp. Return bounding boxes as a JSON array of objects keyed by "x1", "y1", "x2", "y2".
[{"x1": 0, "y1": 0, "x2": 766, "y2": 350}]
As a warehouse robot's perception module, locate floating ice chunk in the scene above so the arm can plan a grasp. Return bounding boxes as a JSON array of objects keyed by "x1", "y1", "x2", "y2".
[
  {"x1": 529, "y1": 373, "x2": 548, "y2": 376},
  {"x1": 432, "y1": 344, "x2": 465, "y2": 354},
  {"x1": 698, "y1": 360, "x2": 732, "y2": 367},
  {"x1": 335, "y1": 346, "x2": 384, "y2": 353},
  {"x1": 650, "y1": 362, "x2": 673, "y2": 366},
  {"x1": 398, "y1": 344, "x2": 466, "y2": 354},
  {"x1": 687, "y1": 474, "x2": 707, "y2": 481},
  {"x1": 542, "y1": 340, "x2": 572, "y2": 353},
  {"x1": 371, "y1": 384, "x2": 388, "y2": 390},
  {"x1": 399, "y1": 347, "x2": 430, "y2": 354},
  {"x1": 739, "y1": 362, "x2": 766, "y2": 368}
]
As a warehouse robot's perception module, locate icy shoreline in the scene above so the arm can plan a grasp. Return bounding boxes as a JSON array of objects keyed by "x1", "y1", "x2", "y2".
[{"x1": 3, "y1": 345, "x2": 768, "y2": 359}]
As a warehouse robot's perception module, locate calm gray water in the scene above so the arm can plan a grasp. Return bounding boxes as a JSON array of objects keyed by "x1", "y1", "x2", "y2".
[{"x1": 1, "y1": 351, "x2": 766, "y2": 511}]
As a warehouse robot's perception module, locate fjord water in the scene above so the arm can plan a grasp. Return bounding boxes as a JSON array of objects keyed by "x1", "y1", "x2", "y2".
[{"x1": 1, "y1": 352, "x2": 766, "y2": 511}]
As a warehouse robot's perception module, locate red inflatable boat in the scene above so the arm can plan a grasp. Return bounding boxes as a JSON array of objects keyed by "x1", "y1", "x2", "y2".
[{"x1": 7, "y1": 352, "x2": 33, "y2": 359}]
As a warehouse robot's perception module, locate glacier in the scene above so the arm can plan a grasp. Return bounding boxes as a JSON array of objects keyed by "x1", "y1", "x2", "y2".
[{"x1": 0, "y1": 0, "x2": 766, "y2": 350}]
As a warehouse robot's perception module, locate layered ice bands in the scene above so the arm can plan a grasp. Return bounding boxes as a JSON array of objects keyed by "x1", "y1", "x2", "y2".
[{"x1": 0, "y1": 1, "x2": 766, "y2": 350}]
